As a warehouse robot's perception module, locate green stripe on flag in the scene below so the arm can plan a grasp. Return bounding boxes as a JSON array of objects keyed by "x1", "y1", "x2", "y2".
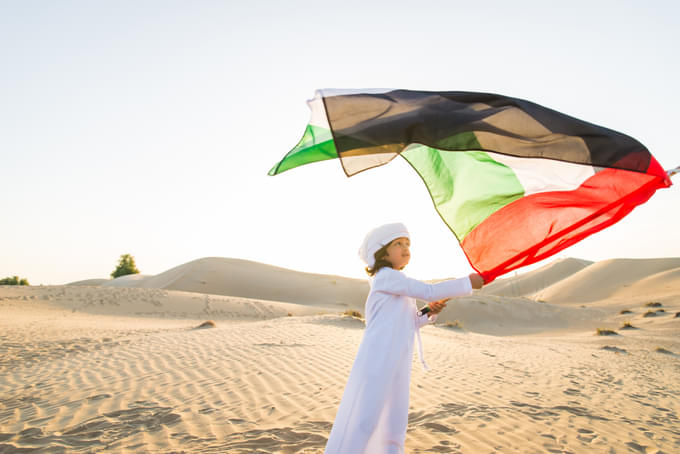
[
  {"x1": 268, "y1": 124, "x2": 338, "y2": 175},
  {"x1": 402, "y1": 142, "x2": 525, "y2": 241}
]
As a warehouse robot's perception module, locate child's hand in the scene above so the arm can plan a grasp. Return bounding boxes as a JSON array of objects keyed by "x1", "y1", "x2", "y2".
[
  {"x1": 427, "y1": 299, "x2": 448, "y2": 316},
  {"x1": 468, "y1": 273, "x2": 485, "y2": 289}
]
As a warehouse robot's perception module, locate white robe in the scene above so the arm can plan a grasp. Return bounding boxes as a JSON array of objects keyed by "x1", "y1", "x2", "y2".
[{"x1": 324, "y1": 268, "x2": 473, "y2": 454}]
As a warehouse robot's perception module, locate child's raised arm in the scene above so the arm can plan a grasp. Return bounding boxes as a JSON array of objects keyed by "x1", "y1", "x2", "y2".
[{"x1": 373, "y1": 268, "x2": 482, "y2": 301}]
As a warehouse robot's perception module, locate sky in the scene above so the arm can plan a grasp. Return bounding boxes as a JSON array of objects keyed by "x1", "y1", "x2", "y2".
[{"x1": 1, "y1": 0, "x2": 679, "y2": 285}]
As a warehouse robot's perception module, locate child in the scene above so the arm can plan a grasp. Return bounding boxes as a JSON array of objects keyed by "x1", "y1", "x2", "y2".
[{"x1": 324, "y1": 223, "x2": 484, "y2": 454}]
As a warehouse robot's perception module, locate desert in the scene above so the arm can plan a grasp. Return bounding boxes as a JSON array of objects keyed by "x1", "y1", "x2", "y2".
[{"x1": 1, "y1": 256, "x2": 678, "y2": 453}]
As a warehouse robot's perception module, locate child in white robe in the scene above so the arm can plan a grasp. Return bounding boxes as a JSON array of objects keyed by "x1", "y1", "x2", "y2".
[{"x1": 324, "y1": 223, "x2": 485, "y2": 454}]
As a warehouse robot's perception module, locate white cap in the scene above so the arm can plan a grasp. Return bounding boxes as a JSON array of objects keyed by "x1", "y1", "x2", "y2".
[{"x1": 358, "y1": 223, "x2": 410, "y2": 268}]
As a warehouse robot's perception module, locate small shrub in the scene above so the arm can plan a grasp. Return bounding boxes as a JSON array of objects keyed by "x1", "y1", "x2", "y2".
[
  {"x1": 596, "y1": 328, "x2": 618, "y2": 336},
  {"x1": 442, "y1": 320, "x2": 464, "y2": 330},
  {"x1": 343, "y1": 310, "x2": 363, "y2": 319},
  {"x1": 644, "y1": 309, "x2": 665, "y2": 317},
  {"x1": 0, "y1": 276, "x2": 29, "y2": 285},
  {"x1": 645, "y1": 302, "x2": 662, "y2": 307},
  {"x1": 111, "y1": 254, "x2": 140, "y2": 279},
  {"x1": 655, "y1": 347, "x2": 674, "y2": 355},
  {"x1": 619, "y1": 309, "x2": 632, "y2": 315},
  {"x1": 675, "y1": 311, "x2": 680, "y2": 318},
  {"x1": 620, "y1": 321, "x2": 636, "y2": 330}
]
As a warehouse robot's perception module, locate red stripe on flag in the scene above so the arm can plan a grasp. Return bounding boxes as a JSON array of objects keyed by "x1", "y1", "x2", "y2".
[{"x1": 462, "y1": 166, "x2": 669, "y2": 283}]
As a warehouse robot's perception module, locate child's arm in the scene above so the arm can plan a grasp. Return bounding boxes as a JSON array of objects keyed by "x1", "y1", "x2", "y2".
[{"x1": 374, "y1": 268, "x2": 478, "y2": 301}]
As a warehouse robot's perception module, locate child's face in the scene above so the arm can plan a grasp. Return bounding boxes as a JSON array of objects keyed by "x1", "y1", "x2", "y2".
[{"x1": 384, "y1": 237, "x2": 411, "y2": 270}]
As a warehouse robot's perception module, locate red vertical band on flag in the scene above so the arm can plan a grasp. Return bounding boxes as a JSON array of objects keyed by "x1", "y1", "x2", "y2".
[{"x1": 462, "y1": 165, "x2": 669, "y2": 283}]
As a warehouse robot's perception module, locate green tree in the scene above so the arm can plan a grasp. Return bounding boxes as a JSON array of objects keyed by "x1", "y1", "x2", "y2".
[
  {"x1": 0, "y1": 276, "x2": 29, "y2": 285},
  {"x1": 111, "y1": 254, "x2": 140, "y2": 279}
]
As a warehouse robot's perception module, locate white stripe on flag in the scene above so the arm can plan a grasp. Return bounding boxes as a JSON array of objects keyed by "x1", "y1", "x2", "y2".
[{"x1": 488, "y1": 151, "x2": 598, "y2": 196}]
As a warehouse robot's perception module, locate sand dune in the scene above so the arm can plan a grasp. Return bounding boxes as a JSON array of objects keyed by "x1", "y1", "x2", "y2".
[
  {"x1": 67, "y1": 278, "x2": 110, "y2": 286},
  {"x1": 436, "y1": 294, "x2": 605, "y2": 336},
  {"x1": 2, "y1": 256, "x2": 679, "y2": 453},
  {"x1": 481, "y1": 257, "x2": 593, "y2": 298},
  {"x1": 71, "y1": 255, "x2": 680, "y2": 311},
  {"x1": 625, "y1": 266, "x2": 680, "y2": 299},
  {"x1": 101, "y1": 274, "x2": 153, "y2": 287},
  {"x1": 95, "y1": 257, "x2": 369, "y2": 311},
  {"x1": 532, "y1": 257, "x2": 680, "y2": 303}
]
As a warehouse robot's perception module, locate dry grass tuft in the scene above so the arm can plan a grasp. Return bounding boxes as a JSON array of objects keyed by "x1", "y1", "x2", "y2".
[
  {"x1": 343, "y1": 309, "x2": 363, "y2": 319},
  {"x1": 194, "y1": 320, "x2": 216, "y2": 329},
  {"x1": 596, "y1": 328, "x2": 618, "y2": 336},
  {"x1": 655, "y1": 347, "x2": 674, "y2": 355},
  {"x1": 645, "y1": 301, "x2": 662, "y2": 307},
  {"x1": 441, "y1": 320, "x2": 464, "y2": 330},
  {"x1": 643, "y1": 309, "x2": 665, "y2": 317},
  {"x1": 619, "y1": 309, "x2": 633, "y2": 315},
  {"x1": 620, "y1": 321, "x2": 636, "y2": 330}
]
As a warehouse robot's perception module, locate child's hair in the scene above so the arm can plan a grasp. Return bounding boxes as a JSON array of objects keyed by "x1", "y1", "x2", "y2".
[{"x1": 365, "y1": 243, "x2": 394, "y2": 276}]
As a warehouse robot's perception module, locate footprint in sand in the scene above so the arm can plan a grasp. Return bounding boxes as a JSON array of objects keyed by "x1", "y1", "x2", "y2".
[
  {"x1": 262, "y1": 405, "x2": 276, "y2": 415},
  {"x1": 576, "y1": 428, "x2": 597, "y2": 442},
  {"x1": 16, "y1": 427, "x2": 47, "y2": 445},
  {"x1": 625, "y1": 441, "x2": 649, "y2": 453},
  {"x1": 421, "y1": 422, "x2": 459, "y2": 434},
  {"x1": 601, "y1": 346, "x2": 627, "y2": 354}
]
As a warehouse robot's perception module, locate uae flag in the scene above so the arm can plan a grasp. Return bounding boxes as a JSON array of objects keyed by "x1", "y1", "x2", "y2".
[{"x1": 269, "y1": 89, "x2": 672, "y2": 282}]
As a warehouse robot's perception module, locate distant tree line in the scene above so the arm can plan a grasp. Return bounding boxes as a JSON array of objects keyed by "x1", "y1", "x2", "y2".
[{"x1": 0, "y1": 276, "x2": 29, "y2": 285}]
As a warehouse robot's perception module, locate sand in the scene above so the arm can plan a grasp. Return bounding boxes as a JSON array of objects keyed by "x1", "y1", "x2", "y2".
[{"x1": 1, "y1": 257, "x2": 679, "y2": 453}]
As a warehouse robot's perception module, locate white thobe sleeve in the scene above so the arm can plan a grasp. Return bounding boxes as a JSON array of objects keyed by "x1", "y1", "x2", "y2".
[{"x1": 373, "y1": 268, "x2": 473, "y2": 301}]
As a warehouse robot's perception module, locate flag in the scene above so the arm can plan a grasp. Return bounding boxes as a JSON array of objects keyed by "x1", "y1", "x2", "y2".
[{"x1": 269, "y1": 89, "x2": 672, "y2": 282}]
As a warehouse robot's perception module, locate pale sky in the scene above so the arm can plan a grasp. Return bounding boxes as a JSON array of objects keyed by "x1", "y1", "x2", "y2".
[{"x1": 1, "y1": 0, "x2": 679, "y2": 285}]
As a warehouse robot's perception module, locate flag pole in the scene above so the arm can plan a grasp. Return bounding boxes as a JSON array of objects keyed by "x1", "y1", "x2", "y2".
[{"x1": 667, "y1": 166, "x2": 680, "y2": 179}]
